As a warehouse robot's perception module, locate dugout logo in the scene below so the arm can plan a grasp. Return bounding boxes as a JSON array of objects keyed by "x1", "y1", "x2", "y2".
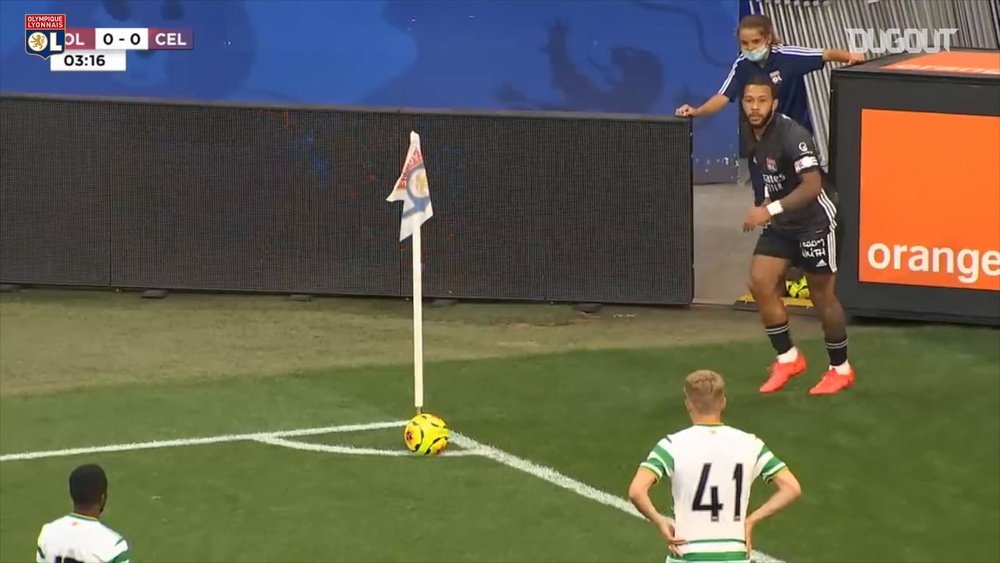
[
  {"x1": 858, "y1": 109, "x2": 1000, "y2": 291},
  {"x1": 846, "y1": 28, "x2": 957, "y2": 55}
]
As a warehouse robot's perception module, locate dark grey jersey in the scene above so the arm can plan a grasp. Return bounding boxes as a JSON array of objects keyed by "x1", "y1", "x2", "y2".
[{"x1": 748, "y1": 113, "x2": 837, "y2": 236}]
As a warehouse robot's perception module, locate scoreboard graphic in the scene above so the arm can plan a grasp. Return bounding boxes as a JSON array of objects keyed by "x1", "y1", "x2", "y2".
[{"x1": 24, "y1": 13, "x2": 192, "y2": 72}]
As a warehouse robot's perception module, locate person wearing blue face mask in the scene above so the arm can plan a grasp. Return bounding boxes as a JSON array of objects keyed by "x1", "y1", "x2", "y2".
[
  {"x1": 676, "y1": 14, "x2": 862, "y2": 298},
  {"x1": 676, "y1": 14, "x2": 862, "y2": 204}
]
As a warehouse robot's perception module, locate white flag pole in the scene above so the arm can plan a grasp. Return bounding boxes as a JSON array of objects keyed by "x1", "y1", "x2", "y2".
[
  {"x1": 412, "y1": 216, "x2": 424, "y2": 415},
  {"x1": 387, "y1": 131, "x2": 431, "y2": 417}
]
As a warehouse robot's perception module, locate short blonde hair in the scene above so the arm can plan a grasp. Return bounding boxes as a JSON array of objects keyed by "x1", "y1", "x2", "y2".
[{"x1": 684, "y1": 370, "x2": 726, "y2": 414}]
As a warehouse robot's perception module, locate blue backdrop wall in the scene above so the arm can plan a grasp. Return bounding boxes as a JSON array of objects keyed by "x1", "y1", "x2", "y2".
[{"x1": 0, "y1": 0, "x2": 741, "y2": 183}]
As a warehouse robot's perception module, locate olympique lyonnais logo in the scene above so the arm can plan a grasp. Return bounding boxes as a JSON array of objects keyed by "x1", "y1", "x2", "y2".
[{"x1": 25, "y1": 13, "x2": 66, "y2": 60}]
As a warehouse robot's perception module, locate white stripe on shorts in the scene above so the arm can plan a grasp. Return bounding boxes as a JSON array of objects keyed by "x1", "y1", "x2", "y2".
[
  {"x1": 827, "y1": 229, "x2": 838, "y2": 273},
  {"x1": 818, "y1": 190, "x2": 837, "y2": 229}
]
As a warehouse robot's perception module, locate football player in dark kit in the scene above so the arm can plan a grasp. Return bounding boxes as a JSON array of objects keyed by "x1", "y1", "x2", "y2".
[{"x1": 740, "y1": 75, "x2": 855, "y2": 396}]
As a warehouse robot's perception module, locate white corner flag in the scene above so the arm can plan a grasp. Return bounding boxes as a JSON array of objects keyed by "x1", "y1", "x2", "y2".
[
  {"x1": 386, "y1": 131, "x2": 434, "y2": 242},
  {"x1": 386, "y1": 131, "x2": 433, "y2": 413}
]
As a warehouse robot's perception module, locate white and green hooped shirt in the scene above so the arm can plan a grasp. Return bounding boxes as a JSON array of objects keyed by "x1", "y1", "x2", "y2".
[
  {"x1": 641, "y1": 424, "x2": 787, "y2": 563},
  {"x1": 36, "y1": 512, "x2": 129, "y2": 563}
]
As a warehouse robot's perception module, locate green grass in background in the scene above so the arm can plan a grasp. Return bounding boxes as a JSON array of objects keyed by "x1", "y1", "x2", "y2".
[{"x1": 1, "y1": 292, "x2": 997, "y2": 562}]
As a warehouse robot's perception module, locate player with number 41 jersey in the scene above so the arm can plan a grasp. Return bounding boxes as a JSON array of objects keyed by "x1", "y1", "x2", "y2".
[{"x1": 629, "y1": 370, "x2": 802, "y2": 563}]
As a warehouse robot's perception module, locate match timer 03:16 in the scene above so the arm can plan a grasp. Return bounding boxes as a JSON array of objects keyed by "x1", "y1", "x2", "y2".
[{"x1": 50, "y1": 50, "x2": 127, "y2": 72}]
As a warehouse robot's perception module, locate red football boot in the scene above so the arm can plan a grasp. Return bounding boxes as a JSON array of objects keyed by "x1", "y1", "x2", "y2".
[
  {"x1": 759, "y1": 353, "x2": 807, "y2": 393},
  {"x1": 809, "y1": 366, "x2": 856, "y2": 395}
]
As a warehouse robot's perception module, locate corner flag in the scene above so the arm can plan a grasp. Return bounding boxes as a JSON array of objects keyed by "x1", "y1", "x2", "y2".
[
  {"x1": 386, "y1": 131, "x2": 433, "y2": 242},
  {"x1": 386, "y1": 131, "x2": 433, "y2": 413}
]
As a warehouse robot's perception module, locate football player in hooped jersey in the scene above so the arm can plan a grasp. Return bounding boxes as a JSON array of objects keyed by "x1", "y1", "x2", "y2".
[
  {"x1": 628, "y1": 370, "x2": 802, "y2": 562},
  {"x1": 36, "y1": 464, "x2": 130, "y2": 563},
  {"x1": 741, "y1": 74, "x2": 855, "y2": 395}
]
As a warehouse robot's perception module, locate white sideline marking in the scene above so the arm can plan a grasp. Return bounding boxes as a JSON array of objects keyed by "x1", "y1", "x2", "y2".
[
  {"x1": 452, "y1": 432, "x2": 786, "y2": 563},
  {"x1": 452, "y1": 432, "x2": 643, "y2": 516},
  {"x1": 255, "y1": 435, "x2": 483, "y2": 457},
  {"x1": 0, "y1": 422, "x2": 785, "y2": 562},
  {"x1": 0, "y1": 420, "x2": 408, "y2": 462}
]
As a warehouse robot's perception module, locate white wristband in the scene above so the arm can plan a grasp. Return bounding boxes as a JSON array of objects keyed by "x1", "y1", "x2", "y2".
[{"x1": 766, "y1": 200, "x2": 784, "y2": 216}]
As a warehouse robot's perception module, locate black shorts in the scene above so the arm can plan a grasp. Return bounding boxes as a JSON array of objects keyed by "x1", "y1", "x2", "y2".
[{"x1": 753, "y1": 226, "x2": 838, "y2": 274}]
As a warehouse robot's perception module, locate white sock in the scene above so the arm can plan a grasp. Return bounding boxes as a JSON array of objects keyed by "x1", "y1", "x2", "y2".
[
  {"x1": 777, "y1": 347, "x2": 799, "y2": 363},
  {"x1": 831, "y1": 361, "x2": 852, "y2": 375}
]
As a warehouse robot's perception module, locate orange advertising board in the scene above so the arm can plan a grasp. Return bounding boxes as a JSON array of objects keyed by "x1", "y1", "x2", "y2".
[
  {"x1": 858, "y1": 109, "x2": 1000, "y2": 291},
  {"x1": 883, "y1": 51, "x2": 1000, "y2": 76}
]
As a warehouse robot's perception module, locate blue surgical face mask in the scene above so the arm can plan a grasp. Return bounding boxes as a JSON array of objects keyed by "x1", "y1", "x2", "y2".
[{"x1": 743, "y1": 45, "x2": 770, "y2": 62}]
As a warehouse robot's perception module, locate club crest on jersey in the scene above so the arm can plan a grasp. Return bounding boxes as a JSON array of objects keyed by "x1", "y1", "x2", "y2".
[
  {"x1": 766, "y1": 157, "x2": 778, "y2": 172},
  {"x1": 769, "y1": 70, "x2": 782, "y2": 84}
]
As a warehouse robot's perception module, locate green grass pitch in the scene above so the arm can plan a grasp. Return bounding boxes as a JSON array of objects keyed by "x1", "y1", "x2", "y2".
[{"x1": 1, "y1": 291, "x2": 997, "y2": 562}]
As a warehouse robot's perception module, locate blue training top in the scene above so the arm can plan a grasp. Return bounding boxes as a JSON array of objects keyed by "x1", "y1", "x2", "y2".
[{"x1": 719, "y1": 44, "x2": 826, "y2": 134}]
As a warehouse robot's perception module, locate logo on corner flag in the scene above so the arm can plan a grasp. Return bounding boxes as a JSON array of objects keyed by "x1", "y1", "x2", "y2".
[
  {"x1": 386, "y1": 131, "x2": 434, "y2": 242},
  {"x1": 25, "y1": 14, "x2": 66, "y2": 60}
]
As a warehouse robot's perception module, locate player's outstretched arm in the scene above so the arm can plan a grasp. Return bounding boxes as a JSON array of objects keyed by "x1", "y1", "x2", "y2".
[
  {"x1": 678, "y1": 54, "x2": 744, "y2": 117},
  {"x1": 676, "y1": 94, "x2": 729, "y2": 118},
  {"x1": 744, "y1": 467, "x2": 802, "y2": 555},
  {"x1": 823, "y1": 48, "x2": 865, "y2": 64}
]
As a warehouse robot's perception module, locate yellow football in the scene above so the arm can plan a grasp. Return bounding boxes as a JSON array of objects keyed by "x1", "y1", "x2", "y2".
[{"x1": 403, "y1": 413, "x2": 450, "y2": 456}]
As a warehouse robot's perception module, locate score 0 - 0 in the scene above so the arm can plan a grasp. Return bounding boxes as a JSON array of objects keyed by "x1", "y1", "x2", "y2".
[
  {"x1": 92, "y1": 27, "x2": 192, "y2": 50},
  {"x1": 64, "y1": 28, "x2": 192, "y2": 50}
]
